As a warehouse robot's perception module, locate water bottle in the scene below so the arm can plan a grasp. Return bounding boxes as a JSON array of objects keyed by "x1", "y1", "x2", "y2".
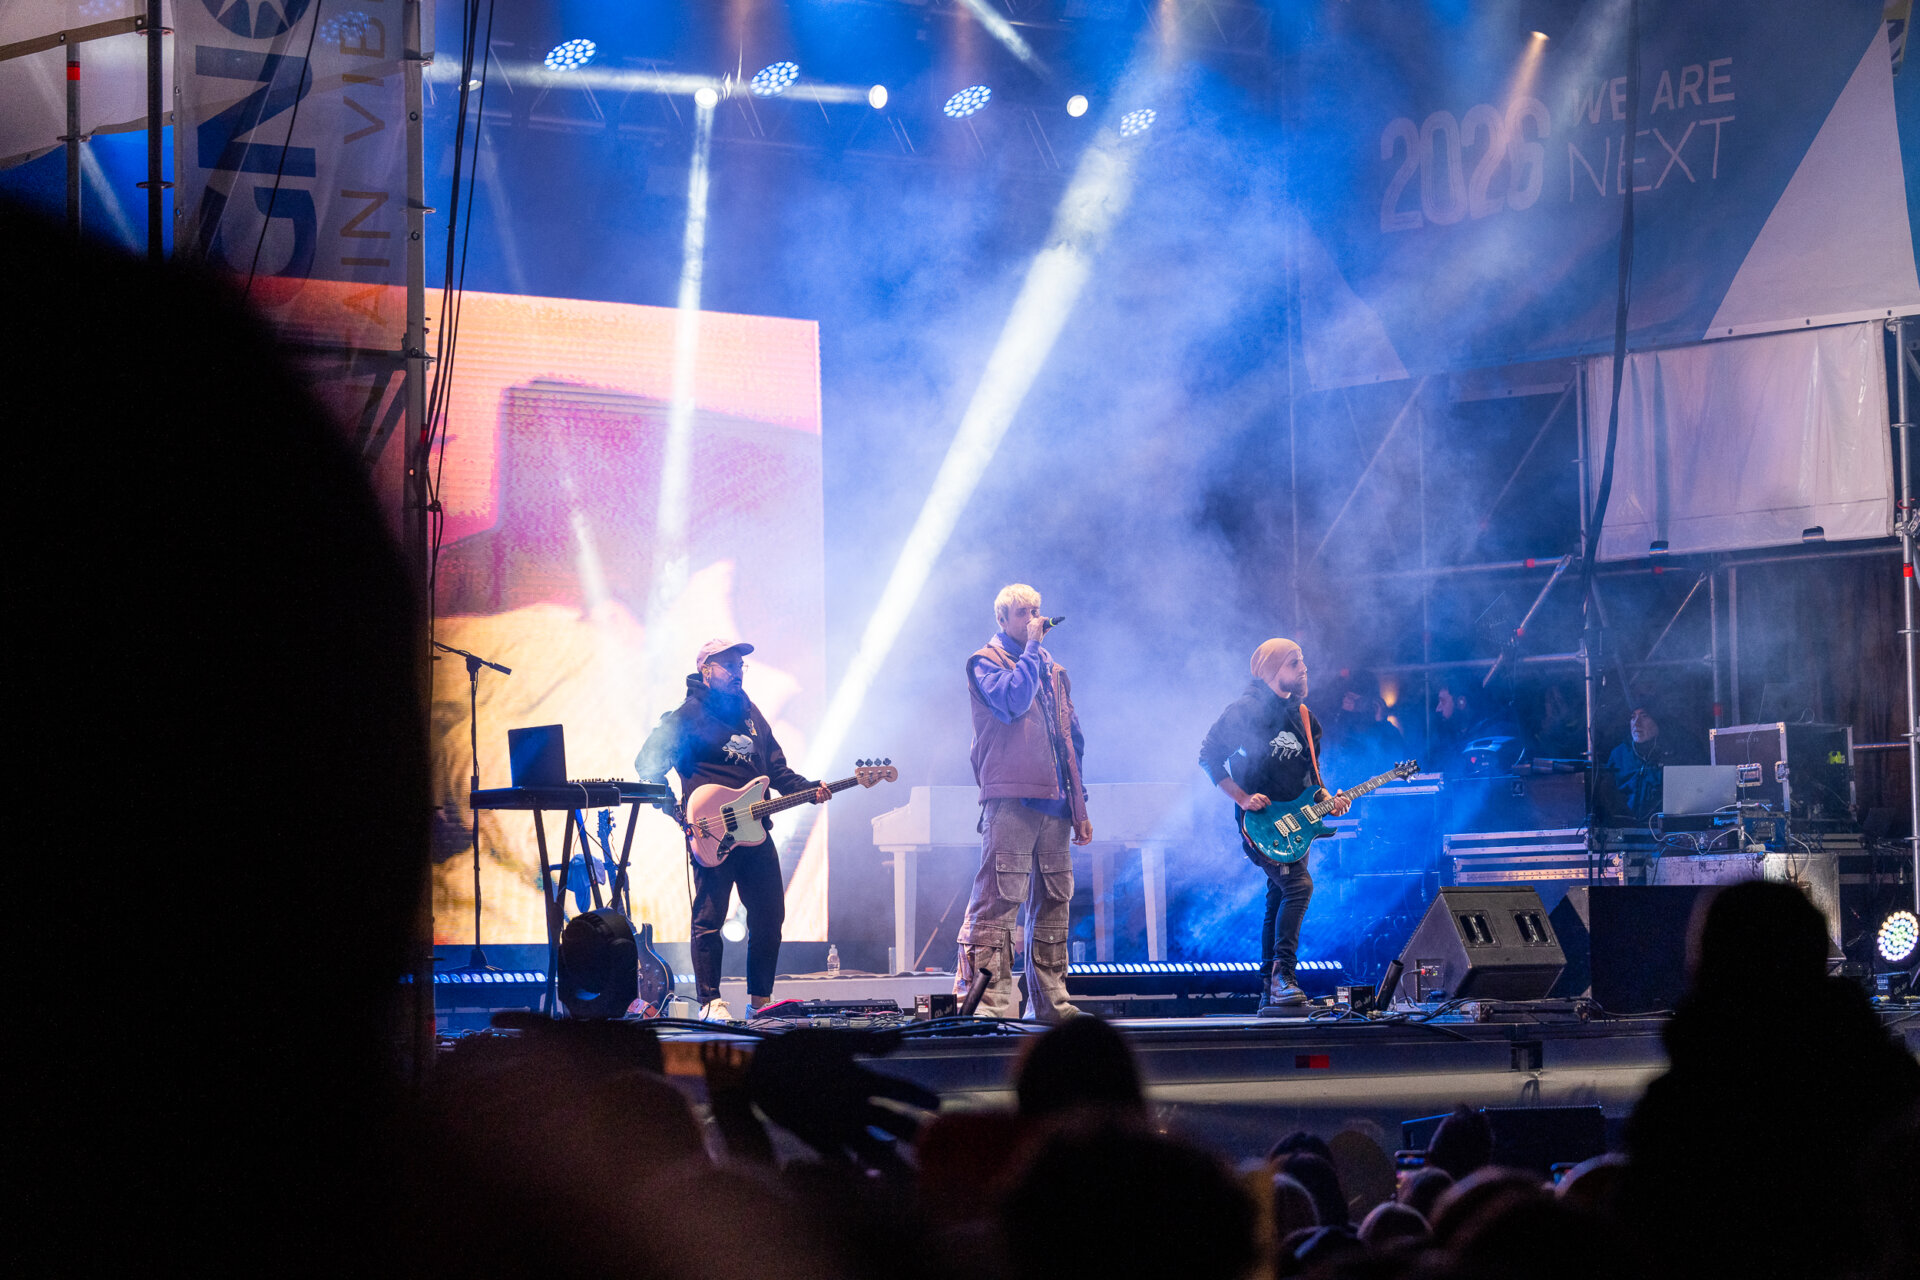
[{"x1": 826, "y1": 943, "x2": 841, "y2": 976}]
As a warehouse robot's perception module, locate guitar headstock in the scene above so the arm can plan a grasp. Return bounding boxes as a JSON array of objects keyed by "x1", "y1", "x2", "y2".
[
  {"x1": 1392, "y1": 759, "x2": 1421, "y2": 780},
  {"x1": 854, "y1": 758, "x2": 899, "y2": 787},
  {"x1": 596, "y1": 807, "x2": 614, "y2": 840}
]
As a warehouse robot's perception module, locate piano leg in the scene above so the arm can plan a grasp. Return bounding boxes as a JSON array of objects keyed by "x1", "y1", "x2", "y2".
[
  {"x1": 1093, "y1": 846, "x2": 1113, "y2": 963},
  {"x1": 1141, "y1": 843, "x2": 1167, "y2": 963},
  {"x1": 891, "y1": 848, "x2": 917, "y2": 976}
]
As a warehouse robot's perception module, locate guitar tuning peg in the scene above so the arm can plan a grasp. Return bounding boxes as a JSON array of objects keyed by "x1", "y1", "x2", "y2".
[{"x1": 883, "y1": 757, "x2": 891, "y2": 766}]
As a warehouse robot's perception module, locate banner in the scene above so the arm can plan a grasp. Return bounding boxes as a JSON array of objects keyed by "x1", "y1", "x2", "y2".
[
  {"x1": 1284, "y1": 0, "x2": 1920, "y2": 386},
  {"x1": 1584, "y1": 322, "x2": 1893, "y2": 560},
  {"x1": 173, "y1": 0, "x2": 413, "y2": 471}
]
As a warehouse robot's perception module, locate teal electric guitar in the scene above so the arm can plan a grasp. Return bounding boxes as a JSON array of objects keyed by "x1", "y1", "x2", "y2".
[{"x1": 1242, "y1": 760, "x2": 1420, "y2": 865}]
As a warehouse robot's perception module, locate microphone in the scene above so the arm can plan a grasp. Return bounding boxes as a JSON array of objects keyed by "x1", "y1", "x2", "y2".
[{"x1": 1043, "y1": 615, "x2": 1066, "y2": 629}]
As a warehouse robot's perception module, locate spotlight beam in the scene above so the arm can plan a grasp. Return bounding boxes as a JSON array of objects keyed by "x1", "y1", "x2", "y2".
[
  {"x1": 798, "y1": 110, "x2": 1140, "y2": 786},
  {"x1": 957, "y1": 0, "x2": 1050, "y2": 79},
  {"x1": 641, "y1": 93, "x2": 717, "y2": 704}
]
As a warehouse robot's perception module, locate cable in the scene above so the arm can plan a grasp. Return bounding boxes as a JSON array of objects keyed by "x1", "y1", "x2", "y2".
[
  {"x1": 241, "y1": 2, "x2": 326, "y2": 301},
  {"x1": 422, "y1": 0, "x2": 496, "y2": 649}
]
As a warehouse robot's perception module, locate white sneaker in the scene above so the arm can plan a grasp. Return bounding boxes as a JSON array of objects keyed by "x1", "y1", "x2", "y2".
[{"x1": 699, "y1": 998, "x2": 733, "y2": 1023}]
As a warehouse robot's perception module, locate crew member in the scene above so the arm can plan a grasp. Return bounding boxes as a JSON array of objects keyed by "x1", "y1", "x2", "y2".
[
  {"x1": 1605, "y1": 706, "x2": 1678, "y2": 821},
  {"x1": 955, "y1": 584, "x2": 1092, "y2": 1023},
  {"x1": 1198, "y1": 638, "x2": 1350, "y2": 1014},
  {"x1": 636, "y1": 639, "x2": 830, "y2": 1022}
]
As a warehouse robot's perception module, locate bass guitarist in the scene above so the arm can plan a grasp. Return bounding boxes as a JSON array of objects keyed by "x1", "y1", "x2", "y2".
[
  {"x1": 1197, "y1": 638, "x2": 1350, "y2": 1014},
  {"x1": 635, "y1": 638, "x2": 830, "y2": 1022}
]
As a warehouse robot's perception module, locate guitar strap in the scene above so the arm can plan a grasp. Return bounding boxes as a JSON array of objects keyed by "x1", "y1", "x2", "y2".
[{"x1": 1298, "y1": 703, "x2": 1327, "y2": 795}]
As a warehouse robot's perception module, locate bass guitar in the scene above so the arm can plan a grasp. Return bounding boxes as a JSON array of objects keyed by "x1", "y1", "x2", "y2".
[
  {"x1": 1241, "y1": 760, "x2": 1420, "y2": 865},
  {"x1": 685, "y1": 759, "x2": 898, "y2": 867}
]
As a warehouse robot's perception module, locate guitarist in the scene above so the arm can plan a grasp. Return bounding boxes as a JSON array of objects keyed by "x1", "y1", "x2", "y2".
[
  {"x1": 635, "y1": 638, "x2": 831, "y2": 1022},
  {"x1": 1198, "y1": 638, "x2": 1350, "y2": 1014}
]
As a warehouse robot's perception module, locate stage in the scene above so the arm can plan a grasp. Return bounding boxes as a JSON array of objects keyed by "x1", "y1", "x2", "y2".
[{"x1": 444, "y1": 970, "x2": 1920, "y2": 1162}]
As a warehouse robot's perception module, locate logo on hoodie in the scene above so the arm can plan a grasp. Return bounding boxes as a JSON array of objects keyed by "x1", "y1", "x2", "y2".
[
  {"x1": 723, "y1": 733, "x2": 755, "y2": 764},
  {"x1": 1269, "y1": 729, "x2": 1302, "y2": 761}
]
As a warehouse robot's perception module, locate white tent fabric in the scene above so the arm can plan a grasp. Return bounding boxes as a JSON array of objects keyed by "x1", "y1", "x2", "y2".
[
  {"x1": 1585, "y1": 322, "x2": 1895, "y2": 561},
  {"x1": 0, "y1": 2, "x2": 171, "y2": 171}
]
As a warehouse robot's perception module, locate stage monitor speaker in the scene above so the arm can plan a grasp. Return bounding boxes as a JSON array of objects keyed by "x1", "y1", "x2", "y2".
[
  {"x1": 1389, "y1": 886, "x2": 1564, "y2": 1003},
  {"x1": 1548, "y1": 885, "x2": 1714, "y2": 1013}
]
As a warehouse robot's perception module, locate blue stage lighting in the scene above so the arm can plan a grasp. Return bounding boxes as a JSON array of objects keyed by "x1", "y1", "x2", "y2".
[
  {"x1": 1066, "y1": 94, "x2": 1088, "y2": 117},
  {"x1": 544, "y1": 38, "x2": 596, "y2": 71},
  {"x1": 943, "y1": 85, "x2": 992, "y2": 119},
  {"x1": 868, "y1": 84, "x2": 889, "y2": 109},
  {"x1": 694, "y1": 85, "x2": 719, "y2": 108},
  {"x1": 750, "y1": 61, "x2": 800, "y2": 97},
  {"x1": 1119, "y1": 107, "x2": 1156, "y2": 137}
]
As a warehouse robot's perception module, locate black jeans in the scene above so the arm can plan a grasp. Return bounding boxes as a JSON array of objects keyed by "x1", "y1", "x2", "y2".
[
  {"x1": 1244, "y1": 820, "x2": 1314, "y2": 977},
  {"x1": 690, "y1": 841, "x2": 785, "y2": 1002}
]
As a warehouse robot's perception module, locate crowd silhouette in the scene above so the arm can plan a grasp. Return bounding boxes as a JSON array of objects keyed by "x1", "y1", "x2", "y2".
[{"x1": 14, "y1": 201, "x2": 1917, "y2": 1280}]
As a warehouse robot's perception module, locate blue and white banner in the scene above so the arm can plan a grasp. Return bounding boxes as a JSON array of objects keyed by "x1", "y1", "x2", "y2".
[
  {"x1": 1283, "y1": 0, "x2": 1920, "y2": 387},
  {"x1": 174, "y1": 0, "x2": 410, "y2": 344}
]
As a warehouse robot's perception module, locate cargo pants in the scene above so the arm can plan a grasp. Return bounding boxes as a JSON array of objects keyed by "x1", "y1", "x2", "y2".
[{"x1": 954, "y1": 798, "x2": 1078, "y2": 1021}]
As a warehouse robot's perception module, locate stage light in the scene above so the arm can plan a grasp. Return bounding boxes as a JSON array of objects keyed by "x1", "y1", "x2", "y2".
[
  {"x1": 694, "y1": 85, "x2": 719, "y2": 108},
  {"x1": 1119, "y1": 107, "x2": 1156, "y2": 137},
  {"x1": 868, "y1": 84, "x2": 889, "y2": 109},
  {"x1": 544, "y1": 38, "x2": 596, "y2": 71},
  {"x1": 721, "y1": 910, "x2": 748, "y2": 943},
  {"x1": 944, "y1": 85, "x2": 993, "y2": 118},
  {"x1": 1066, "y1": 94, "x2": 1088, "y2": 117},
  {"x1": 466, "y1": 78, "x2": 482, "y2": 91},
  {"x1": 1530, "y1": 30, "x2": 1550, "y2": 41},
  {"x1": 1879, "y1": 910, "x2": 1918, "y2": 964},
  {"x1": 750, "y1": 61, "x2": 800, "y2": 97}
]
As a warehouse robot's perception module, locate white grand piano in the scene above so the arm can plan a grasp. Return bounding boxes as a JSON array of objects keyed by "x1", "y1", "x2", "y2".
[{"x1": 871, "y1": 783, "x2": 1189, "y2": 967}]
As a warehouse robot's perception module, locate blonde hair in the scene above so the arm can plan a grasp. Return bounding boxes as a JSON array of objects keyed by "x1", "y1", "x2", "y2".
[{"x1": 994, "y1": 583, "x2": 1042, "y2": 628}]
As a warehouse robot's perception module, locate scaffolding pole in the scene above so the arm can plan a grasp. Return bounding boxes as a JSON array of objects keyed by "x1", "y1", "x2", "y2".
[{"x1": 1895, "y1": 316, "x2": 1919, "y2": 900}]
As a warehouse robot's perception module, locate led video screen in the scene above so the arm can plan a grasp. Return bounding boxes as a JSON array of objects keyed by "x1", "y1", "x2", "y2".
[{"x1": 425, "y1": 291, "x2": 827, "y2": 945}]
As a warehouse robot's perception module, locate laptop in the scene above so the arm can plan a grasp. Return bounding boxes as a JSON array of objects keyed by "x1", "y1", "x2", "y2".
[
  {"x1": 1663, "y1": 764, "x2": 1739, "y2": 817},
  {"x1": 507, "y1": 724, "x2": 568, "y2": 789}
]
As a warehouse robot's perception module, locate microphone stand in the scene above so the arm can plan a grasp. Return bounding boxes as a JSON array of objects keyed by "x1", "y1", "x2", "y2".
[{"x1": 435, "y1": 640, "x2": 512, "y2": 974}]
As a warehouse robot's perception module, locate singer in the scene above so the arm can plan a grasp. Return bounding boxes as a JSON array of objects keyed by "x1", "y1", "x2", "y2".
[{"x1": 952, "y1": 583, "x2": 1092, "y2": 1022}]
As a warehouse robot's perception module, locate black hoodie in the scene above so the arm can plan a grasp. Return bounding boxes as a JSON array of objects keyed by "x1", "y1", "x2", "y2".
[
  {"x1": 1197, "y1": 679, "x2": 1327, "y2": 806},
  {"x1": 634, "y1": 673, "x2": 817, "y2": 814}
]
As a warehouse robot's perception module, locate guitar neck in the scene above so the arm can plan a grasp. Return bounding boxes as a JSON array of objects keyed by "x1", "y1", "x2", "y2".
[
  {"x1": 1308, "y1": 768, "x2": 1400, "y2": 819},
  {"x1": 751, "y1": 774, "x2": 858, "y2": 819}
]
